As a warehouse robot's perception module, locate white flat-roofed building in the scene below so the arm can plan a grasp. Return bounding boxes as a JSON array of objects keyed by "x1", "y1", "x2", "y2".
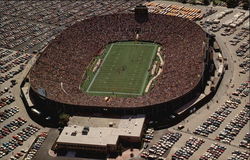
[{"x1": 55, "y1": 115, "x2": 145, "y2": 153}]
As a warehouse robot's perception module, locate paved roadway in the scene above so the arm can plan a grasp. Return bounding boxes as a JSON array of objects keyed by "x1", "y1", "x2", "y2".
[
  {"x1": 0, "y1": 53, "x2": 50, "y2": 160},
  {"x1": 138, "y1": 1, "x2": 249, "y2": 160}
]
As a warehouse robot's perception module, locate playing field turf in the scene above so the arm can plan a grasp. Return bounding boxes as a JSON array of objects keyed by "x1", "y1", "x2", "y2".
[{"x1": 82, "y1": 41, "x2": 158, "y2": 97}]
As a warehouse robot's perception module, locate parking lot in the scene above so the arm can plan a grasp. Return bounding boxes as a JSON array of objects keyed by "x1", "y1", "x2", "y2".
[
  {"x1": 0, "y1": 1, "x2": 249, "y2": 160},
  {"x1": 137, "y1": 1, "x2": 249, "y2": 160},
  {"x1": 0, "y1": 47, "x2": 49, "y2": 160}
]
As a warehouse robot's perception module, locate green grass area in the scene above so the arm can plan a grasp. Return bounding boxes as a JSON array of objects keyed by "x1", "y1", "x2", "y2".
[{"x1": 81, "y1": 41, "x2": 159, "y2": 97}]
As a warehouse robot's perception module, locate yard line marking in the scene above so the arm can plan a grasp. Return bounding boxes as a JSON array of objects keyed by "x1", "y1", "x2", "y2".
[
  {"x1": 87, "y1": 44, "x2": 114, "y2": 92},
  {"x1": 86, "y1": 43, "x2": 158, "y2": 96},
  {"x1": 88, "y1": 90, "x2": 141, "y2": 96},
  {"x1": 115, "y1": 44, "x2": 156, "y2": 47}
]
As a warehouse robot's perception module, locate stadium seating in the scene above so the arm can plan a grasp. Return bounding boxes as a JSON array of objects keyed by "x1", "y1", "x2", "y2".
[{"x1": 30, "y1": 13, "x2": 207, "y2": 108}]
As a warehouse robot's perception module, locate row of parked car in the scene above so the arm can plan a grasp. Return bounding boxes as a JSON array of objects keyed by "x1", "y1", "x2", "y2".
[
  {"x1": 9, "y1": 151, "x2": 25, "y2": 160},
  {"x1": 141, "y1": 132, "x2": 182, "y2": 159},
  {"x1": 143, "y1": 128, "x2": 154, "y2": 143},
  {"x1": 1, "y1": 53, "x2": 32, "y2": 74},
  {"x1": 201, "y1": 9, "x2": 233, "y2": 32},
  {"x1": 239, "y1": 59, "x2": 250, "y2": 76},
  {"x1": 23, "y1": 132, "x2": 48, "y2": 160},
  {"x1": 0, "y1": 16, "x2": 56, "y2": 49},
  {"x1": 0, "y1": 51, "x2": 23, "y2": 65},
  {"x1": 0, "y1": 106, "x2": 19, "y2": 122},
  {"x1": 17, "y1": 28, "x2": 60, "y2": 53},
  {"x1": 0, "y1": 86, "x2": 10, "y2": 97},
  {"x1": 229, "y1": 30, "x2": 249, "y2": 46},
  {"x1": 0, "y1": 0, "x2": 143, "y2": 51},
  {"x1": 236, "y1": 41, "x2": 250, "y2": 57},
  {"x1": 0, "y1": 94, "x2": 15, "y2": 109},
  {"x1": 215, "y1": 104, "x2": 250, "y2": 144},
  {"x1": 193, "y1": 99, "x2": 238, "y2": 137},
  {"x1": 172, "y1": 137, "x2": 205, "y2": 160},
  {"x1": 199, "y1": 143, "x2": 226, "y2": 160},
  {"x1": 221, "y1": 27, "x2": 236, "y2": 36},
  {"x1": 0, "y1": 117, "x2": 27, "y2": 139},
  {"x1": 0, "y1": 48, "x2": 13, "y2": 59},
  {"x1": 0, "y1": 65, "x2": 25, "y2": 84},
  {"x1": 203, "y1": 8, "x2": 217, "y2": 18},
  {"x1": 232, "y1": 82, "x2": 249, "y2": 97},
  {"x1": 227, "y1": 150, "x2": 250, "y2": 160},
  {"x1": 0, "y1": 124, "x2": 40, "y2": 158},
  {"x1": 239, "y1": 133, "x2": 250, "y2": 149}
]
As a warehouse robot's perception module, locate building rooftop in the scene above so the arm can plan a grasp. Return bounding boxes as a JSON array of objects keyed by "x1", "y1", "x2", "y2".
[{"x1": 56, "y1": 115, "x2": 145, "y2": 146}]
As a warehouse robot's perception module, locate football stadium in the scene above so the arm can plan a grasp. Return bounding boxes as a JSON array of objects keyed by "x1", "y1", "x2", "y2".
[{"x1": 28, "y1": 8, "x2": 213, "y2": 115}]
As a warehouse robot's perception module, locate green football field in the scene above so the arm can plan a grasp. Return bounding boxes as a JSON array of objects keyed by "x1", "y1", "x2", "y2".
[{"x1": 82, "y1": 41, "x2": 158, "y2": 97}]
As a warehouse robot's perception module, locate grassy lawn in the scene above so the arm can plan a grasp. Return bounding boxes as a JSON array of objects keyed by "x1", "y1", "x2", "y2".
[{"x1": 81, "y1": 41, "x2": 159, "y2": 97}]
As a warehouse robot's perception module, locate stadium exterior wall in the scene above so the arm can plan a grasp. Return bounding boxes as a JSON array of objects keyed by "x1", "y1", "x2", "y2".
[
  {"x1": 29, "y1": 73, "x2": 204, "y2": 116},
  {"x1": 28, "y1": 14, "x2": 213, "y2": 117},
  {"x1": 29, "y1": 38, "x2": 213, "y2": 117}
]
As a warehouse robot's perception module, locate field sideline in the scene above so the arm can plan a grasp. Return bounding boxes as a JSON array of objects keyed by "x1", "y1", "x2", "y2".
[{"x1": 82, "y1": 41, "x2": 159, "y2": 97}]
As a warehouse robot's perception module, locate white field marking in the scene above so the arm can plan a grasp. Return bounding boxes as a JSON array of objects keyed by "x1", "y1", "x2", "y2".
[
  {"x1": 115, "y1": 43, "x2": 156, "y2": 47},
  {"x1": 88, "y1": 90, "x2": 141, "y2": 96},
  {"x1": 140, "y1": 45, "x2": 158, "y2": 95},
  {"x1": 60, "y1": 82, "x2": 69, "y2": 95},
  {"x1": 87, "y1": 43, "x2": 157, "y2": 94},
  {"x1": 86, "y1": 44, "x2": 114, "y2": 92}
]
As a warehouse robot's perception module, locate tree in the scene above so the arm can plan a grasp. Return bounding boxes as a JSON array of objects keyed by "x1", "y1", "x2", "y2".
[
  {"x1": 181, "y1": 0, "x2": 187, "y2": 3},
  {"x1": 58, "y1": 113, "x2": 70, "y2": 127},
  {"x1": 203, "y1": 0, "x2": 210, "y2": 5},
  {"x1": 190, "y1": 0, "x2": 196, "y2": 4},
  {"x1": 242, "y1": 0, "x2": 249, "y2": 10},
  {"x1": 130, "y1": 153, "x2": 134, "y2": 158},
  {"x1": 226, "y1": 0, "x2": 239, "y2": 8}
]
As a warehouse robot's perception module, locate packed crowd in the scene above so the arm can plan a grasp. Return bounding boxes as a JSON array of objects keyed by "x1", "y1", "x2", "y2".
[{"x1": 30, "y1": 13, "x2": 206, "y2": 108}]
